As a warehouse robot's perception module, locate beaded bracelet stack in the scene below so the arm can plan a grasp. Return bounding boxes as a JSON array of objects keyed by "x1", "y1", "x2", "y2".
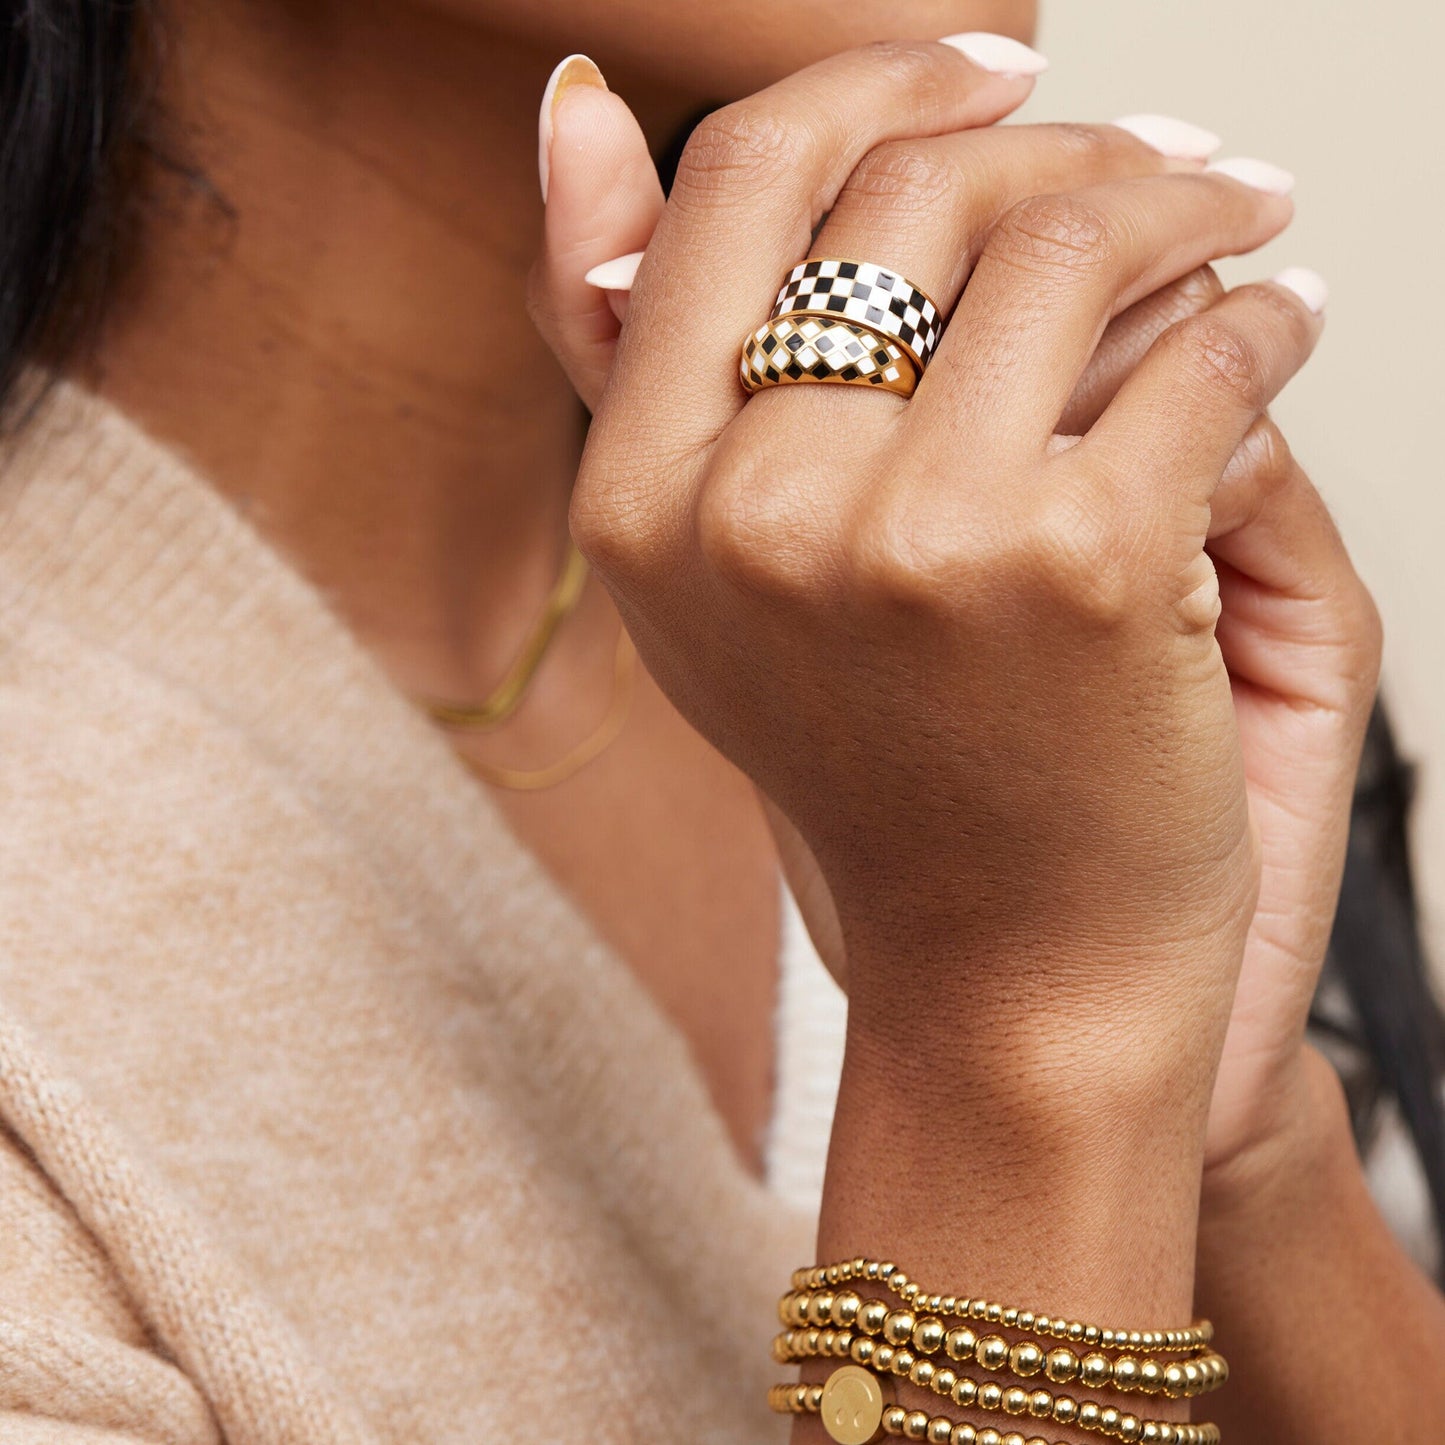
[{"x1": 767, "y1": 1260, "x2": 1228, "y2": 1445}]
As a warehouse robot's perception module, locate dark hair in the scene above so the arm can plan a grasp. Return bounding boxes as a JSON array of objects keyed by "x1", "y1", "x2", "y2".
[
  {"x1": 1, "y1": 0, "x2": 146, "y2": 420},
  {"x1": 6, "y1": 6, "x2": 1445, "y2": 1272}
]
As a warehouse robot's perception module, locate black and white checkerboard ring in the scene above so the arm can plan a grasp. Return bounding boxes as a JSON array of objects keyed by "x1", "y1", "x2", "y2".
[
  {"x1": 740, "y1": 316, "x2": 918, "y2": 398},
  {"x1": 771, "y1": 258, "x2": 943, "y2": 372}
]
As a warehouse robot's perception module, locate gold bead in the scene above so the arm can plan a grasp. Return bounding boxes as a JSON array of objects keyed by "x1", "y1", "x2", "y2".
[
  {"x1": 1127, "y1": 1332, "x2": 1142, "y2": 1348},
  {"x1": 1002, "y1": 1435, "x2": 1026, "y2": 1445},
  {"x1": 945, "y1": 1327, "x2": 979, "y2": 1362},
  {"x1": 1017, "y1": 1312, "x2": 1035, "y2": 1331},
  {"x1": 826, "y1": 1265, "x2": 841, "y2": 1285},
  {"x1": 883, "y1": 1406, "x2": 908, "y2": 1435},
  {"x1": 1084, "y1": 1325, "x2": 1101, "y2": 1345},
  {"x1": 1114, "y1": 1357, "x2": 1141, "y2": 1390},
  {"x1": 1120, "y1": 1414, "x2": 1142, "y2": 1442},
  {"x1": 850, "y1": 1337, "x2": 877, "y2": 1366},
  {"x1": 811, "y1": 1293, "x2": 837, "y2": 1326},
  {"x1": 805, "y1": 1329, "x2": 822, "y2": 1355},
  {"x1": 1044, "y1": 1348, "x2": 1079, "y2": 1384},
  {"x1": 1025, "y1": 1439, "x2": 1049, "y2": 1445},
  {"x1": 1079, "y1": 1353, "x2": 1111, "y2": 1388},
  {"x1": 861, "y1": 1301, "x2": 890, "y2": 1336},
  {"x1": 1078, "y1": 1401, "x2": 1102, "y2": 1428},
  {"x1": 1002, "y1": 1387, "x2": 1029, "y2": 1416},
  {"x1": 834, "y1": 1291, "x2": 863, "y2": 1327},
  {"x1": 903, "y1": 1409, "x2": 930, "y2": 1440},
  {"x1": 1052, "y1": 1397, "x2": 1077, "y2": 1425},
  {"x1": 941, "y1": 1296, "x2": 958, "y2": 1314},
  {"x1": 1008, "y1": 1342, "x2": 1044, "y2": 1378},
  {"x1": 986, "y1": 1304, "x2": 1003, "y2": 1324},
  {"x1": 950, "y1": 1428, "x2": 977, "y2": 1445},
  {"x1": 884, "y1": 1311, "x2": 918, "y2": 1347},
  {"x1": 971, "y1": 1301, "x2": 990, "y2": 1321},
  {"x1": 1162, "y1": 1364, "x2": 1187, "y2": 1396},
  {"x1": 927, "y1": 1419, "x2": 954, "y2": 1445},
  {"x1": 789, "y1": 1294, "x2": 811, "y2": 1326},
  {"x1": 1028, "y1": 1390, "x2": 1052, "y2": 1419},
  {"x1": 866, "y1": 1261, "x2": 883, "y2": 1280},
  {"x1": 934, "y1": 1367, "x2": 958, "y2": 1396},
  {"x1": 1100, "y1": 1407, "x2": 1121, "y2": 1432},
  {"x1": 891, "y1": 1350, "x2": 916, "y2": 1378},
  {"x1": 810, "y1": 1385, "x2": 826, "y2": 1409},
  {"x1": 1003, "y1": 1308, "x2": 1019, "y2": 1327},
  {"x1": 952, "y1": 1378, "x2": 978, "y2": 1407},
  {"x1": 1139, "y1": 1360, "x2": 1164, "y2": 1393},
  {"x1": 874, "y1": 1345, "x2": 896, "y2": 1373},
  {"x1": 1067, "y1": 1322, "x2": 1085, "y2": 1342},
  {"x1": 913, "y1": 1318, "x2": 946, "y2": 1355},
  {"x1": 820, "y1": 1329, "x2": 837, "y2": 1354},
  {"x1": 778, "y1": 1292, "x2": 796, "y2": 1327},
  {"x1": 1140, "y1": 1426, "x2": 1161, "y2": 1444},
  {"x1": 910, "y1": 1360, "x2": 936, "y2": 1389},
  {"x1": 978, "y1": 1383, "x2": 1004, "y2": 1412},
  {"x1": 1182, "y1": 1362, "x2": 1202, "y2": 1394},
  {"x1": 976, "y1": 1335, "x2": 1010, "y2": 1372},
  {"x1": 977, "y1": 1431, "x2": 1002, "y2": 1445}
]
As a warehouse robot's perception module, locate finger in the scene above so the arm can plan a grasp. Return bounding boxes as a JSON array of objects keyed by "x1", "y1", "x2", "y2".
[
  {"x1": 595, "y1": 36, "x2": 1041, "y2": 463},
  {"x1": 1083, "y1": 269, "x2": 1326, "y2": 496},
  {"x1": 1206, "y1": 418, "x2": 1381, "y2": 1002},
  {"x1": 1209, "y1": 417, "x2": 1380, "y2": 715},
  {"x1": 526, "y1": 58, "x2": 664, "y2": 413},
  {"x1": 921, "y1": 164, "x2": 1294, "y2": 451},
  {"x1": 802, "y1": 118, "x2": 1216, "y2": 342},
  {"x1": 1057, "y1": 265, "x2": 1223, "y2": 435}
]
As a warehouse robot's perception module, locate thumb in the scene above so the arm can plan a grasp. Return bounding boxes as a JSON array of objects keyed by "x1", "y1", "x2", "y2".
[{"x1": 528, "y1": 55, "x2": 664, "y2": 412}]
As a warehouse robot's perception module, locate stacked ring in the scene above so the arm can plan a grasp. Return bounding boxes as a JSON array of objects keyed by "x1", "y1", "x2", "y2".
[
  {"x1": 740, "y1": 315, "x2": 918, "y2": 398},
  {"x1": 772, "y1": 258, "x2": 944, "y2": 372}
]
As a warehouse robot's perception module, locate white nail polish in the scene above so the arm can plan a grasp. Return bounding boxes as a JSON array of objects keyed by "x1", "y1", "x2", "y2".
[
  {"x1": 1272, "y1": 266, "x2": 1328, "y2": 314},
  {"x1": 538, "y1": 53, "x2": 606, "y2": 203},
  {"x1": 938, "y1": 32, "x2": 1049, "y2": 78},
  {"x1": 584, "y1": 251, "x2": 644, "y2": 292},
  {"x1": 1112, "y1": 114, "x2": 1221, "y2": 160},
  {"x1": 1204, "y1": 157, "x2": 1295, "y2": 196}
]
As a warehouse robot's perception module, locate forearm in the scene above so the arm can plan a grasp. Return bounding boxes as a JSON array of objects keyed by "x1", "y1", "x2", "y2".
[{"x1": 1195, "y1": 1046, "x2": 1445, "y2": 1444}]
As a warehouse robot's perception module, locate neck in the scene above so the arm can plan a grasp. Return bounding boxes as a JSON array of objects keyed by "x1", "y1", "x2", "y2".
[{"x1": 84, "y1": 0, "x2": 686, "y2": 698}]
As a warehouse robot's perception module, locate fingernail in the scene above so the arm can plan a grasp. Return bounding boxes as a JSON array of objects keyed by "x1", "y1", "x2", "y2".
[
  {"x1": 939, "y1": 32, "x2": 1049, "y2": 77},
  {"x1": 539, "y1": 53, "x2": 607, "y2": 203},
  {"x1": 1112, "y1": 114, "x2": 1221, "y2": 160},
  {"x1": 1272, "y1": 266, "x2": 1328, "y2": 314},
  {"x1": 583, "y1": 251, "x2": 644, "y2": 292},
  {"x1": 1204, "y1": 157, "x2": 1295, "y2": 196}
]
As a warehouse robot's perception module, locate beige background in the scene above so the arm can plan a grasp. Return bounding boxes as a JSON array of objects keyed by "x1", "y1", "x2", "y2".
[{"x1": 1018, "y1": 3, "x2": 1445, "y2": 967}]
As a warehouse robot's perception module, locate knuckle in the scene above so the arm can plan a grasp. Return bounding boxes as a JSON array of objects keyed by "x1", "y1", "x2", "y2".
[
  {"x1": 673, "y1": 103, "x2": 805, "y2": 198},
  {"x1": 569, "y1": 460, "x2": 662, "y2": 585},
  {"x1": 858, "y1": 37, "x2": 950, "y2": 94},
  {"x1": 1047, "y1": 122, "x2": 1117, "y2": 166},
  {"x1": 1022, "y1": 483, "x2": 1141, "y2": 626},
  {"x1": 693, "y1": 467, "x2": 820, "y2": 599},
  {"x1": 1166, "y1": 313, "x2": 1267, "y2": 402},
  {"x1": 844, "y1": 140, "x2": 959, "y2": 218},
  {"x1": 847, "y1": 491, "x2": 967, "y2": 615},
  {"x1": 989, "y1": 193, "x2": 1115, "y2": 277},
  {"x1": 1169, "y1": 264, "x2": 1227, "y2": 318}
]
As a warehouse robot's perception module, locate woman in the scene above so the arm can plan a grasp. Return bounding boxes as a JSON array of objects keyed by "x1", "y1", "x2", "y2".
[{"x1": 0, "y1": 4, "x2": 1440, "y2": 1445}]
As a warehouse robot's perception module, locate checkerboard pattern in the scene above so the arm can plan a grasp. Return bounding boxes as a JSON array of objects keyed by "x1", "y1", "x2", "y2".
[
  {"x1": 771, "y1": 259, "x2": 942, "y2": 370},
  {"x1": 740, "y1": 316, "x2": 917, "y2": 397}
]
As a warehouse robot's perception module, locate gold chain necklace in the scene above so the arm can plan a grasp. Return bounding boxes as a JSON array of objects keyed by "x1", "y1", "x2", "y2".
[{"x1": 417, "y1": 539, "x2": 637, "y2": 792}]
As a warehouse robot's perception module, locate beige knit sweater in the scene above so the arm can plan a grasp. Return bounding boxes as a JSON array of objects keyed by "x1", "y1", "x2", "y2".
[{"x1": 0, "y1": 383, "x2": 813, "y2": 1444}]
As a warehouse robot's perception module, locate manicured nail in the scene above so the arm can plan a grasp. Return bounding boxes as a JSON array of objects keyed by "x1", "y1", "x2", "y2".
[
  {"x1": 939, "y1": 32, "x2": 1049, "y2": 77},
  {"x1": 1205, "y1": 157, "x2": 1295, "y2": 196},
  {"x1": 584, "y1": 251, "x2": 644, "y2": 292},
  {"x1": 1272, "y1": 266, "x2": 1328, "y2": 314},
  {"x1": 539, "y1": 53, "x2": 607, "y2": 203},
  {"x1": 1112, "y1": 114, "x2": 1221, "y2": 160}
]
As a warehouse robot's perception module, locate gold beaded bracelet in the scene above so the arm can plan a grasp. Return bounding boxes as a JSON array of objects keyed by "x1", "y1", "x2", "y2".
[
  {"x1": 775, "y1": 1302, "x2": 1228, "y2": 1398},
  {"x1": 769, "y1": 1337, "x2": 1218, "y2": 1444},
  {"x1": 791, "y1": 1261, "x2": 1213, "y2": 1353},
  {"x1": 767, "y1": 1373, "x2": 1221, "y2": 1445},
  {"x1": 772, "y1": 1263, "x2": 1225, "y2": 1445}
]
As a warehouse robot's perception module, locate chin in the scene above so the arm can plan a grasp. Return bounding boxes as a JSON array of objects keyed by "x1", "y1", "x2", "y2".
[{"x1": 442, "y1": 0, "x2": 1038, "y2": 97}]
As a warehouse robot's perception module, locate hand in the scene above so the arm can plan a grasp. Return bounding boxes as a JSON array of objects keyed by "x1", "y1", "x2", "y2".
[{"x1": 532, "y1": 53, "x2": 1251, "y2": 992}]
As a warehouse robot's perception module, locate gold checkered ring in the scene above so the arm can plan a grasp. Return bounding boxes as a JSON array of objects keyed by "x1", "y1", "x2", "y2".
[
  {"x1": 740, "y1": 315, "x2": 919, "y2": 398},
  {"x1": 772, "y1": 258, "x2": 944, "y2": 372}
]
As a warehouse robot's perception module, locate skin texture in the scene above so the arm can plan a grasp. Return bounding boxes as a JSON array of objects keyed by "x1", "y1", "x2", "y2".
[{"x1": 78, "y1": 0, "x2": 1445, "y2": 1440}]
